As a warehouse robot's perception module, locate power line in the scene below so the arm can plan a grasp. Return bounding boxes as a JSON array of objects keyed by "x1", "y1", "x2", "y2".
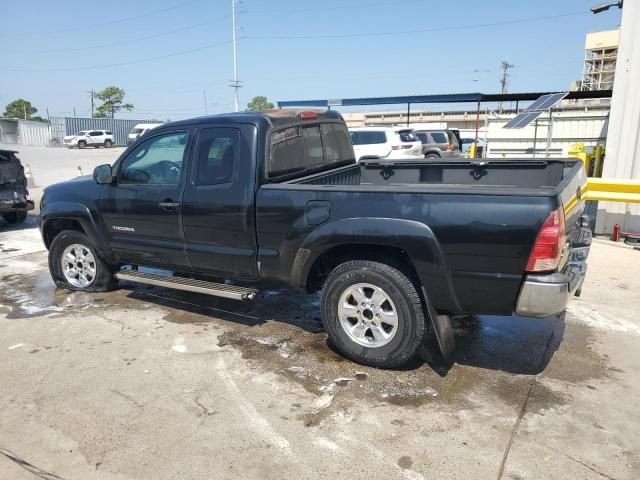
[
  {"x1": 250, "y1": 0, "x2": 425, "y2": 15},
  {"x1": 13, "y1": 16, "x2": 230, "y2": 54},
  {"x1": 244, "y1": 11, "x2": 588, "y2": 40},
  {"x1": 0, "y1": 39, "x2": 235, "y2": 72},
  {"x1": 0, "y1": 0, "x2": 204, "y2": 36}
]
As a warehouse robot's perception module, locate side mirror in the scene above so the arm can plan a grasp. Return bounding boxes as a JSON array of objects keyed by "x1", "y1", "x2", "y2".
[{"x1": 93, "y1": 164, "x2": 113, "y2": 184}]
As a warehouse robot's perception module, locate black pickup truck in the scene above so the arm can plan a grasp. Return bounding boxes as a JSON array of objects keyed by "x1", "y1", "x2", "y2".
[{"x1": 39, "y1": 110, "x2": 591, "y2": 368}]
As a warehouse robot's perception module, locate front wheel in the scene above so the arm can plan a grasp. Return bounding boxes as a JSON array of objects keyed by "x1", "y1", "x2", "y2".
[
  {"x1": 48, "y1": 230, "x2": 116, "y2": 292},
  {"x1": 321, "y1": 260, "x2": 428, "y2": 369},
  {"x1": 77, "y1": 140, "x2": 86, "y2": 149}
]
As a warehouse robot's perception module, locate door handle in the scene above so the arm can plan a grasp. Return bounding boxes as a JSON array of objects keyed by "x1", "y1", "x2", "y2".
[{"x1": 158, "y1": 200, "x2": 180, "y2": 211}]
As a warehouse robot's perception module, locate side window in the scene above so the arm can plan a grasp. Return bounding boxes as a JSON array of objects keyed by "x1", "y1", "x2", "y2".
[
  {"x1": 321, "y1": 123, "x2": 354, "y2": 163},
  {"x1": 194, "y1": 127, "x2": 240, "y2": 186},
  {"x1": 105, "y1": 131, "x2": 113, "y2": 135},
  {"x1": 119, "y1": 131, "x2": 187, "y2": 185},
  {"x1": 89, "y1": 131, "x2": 102, "y2": 136}
]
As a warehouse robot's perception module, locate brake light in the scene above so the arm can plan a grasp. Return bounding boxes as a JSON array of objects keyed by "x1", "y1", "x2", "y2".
[
  {"x1": 446, "y1": 143, "x2": 451, "y2": 151},
  {"x1": 525, "y1": 207, "x2": 566, "y2": 272},
  {"x1": 391, "y1": 145, "x2": 412, "y2": 150},
  {"x1": 299, "y1": 111, "x2": 318, "y2": 119}
]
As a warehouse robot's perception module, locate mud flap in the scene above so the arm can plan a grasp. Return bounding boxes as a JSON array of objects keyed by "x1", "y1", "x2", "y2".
[{"x1": 422, "y1": 287, "x2": 455, "y2": 359}]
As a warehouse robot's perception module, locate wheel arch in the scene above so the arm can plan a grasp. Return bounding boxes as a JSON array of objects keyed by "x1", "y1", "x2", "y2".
[
  {"x1": 293, "y1": 217, "x2": 462, "y2": 315},
  {"x1": 40, "y1": 201, "x2": 105, "y2": 253}
]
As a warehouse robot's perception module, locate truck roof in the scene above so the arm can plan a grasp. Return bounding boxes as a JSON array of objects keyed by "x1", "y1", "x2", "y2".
[{"x1": 156, "y1": 109, "x2": 344, "y2": 131}]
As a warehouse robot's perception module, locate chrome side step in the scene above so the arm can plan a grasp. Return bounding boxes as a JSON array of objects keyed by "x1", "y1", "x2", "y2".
[{"x1": 115, "y1": 270, "x2": 257, "y2": 301}]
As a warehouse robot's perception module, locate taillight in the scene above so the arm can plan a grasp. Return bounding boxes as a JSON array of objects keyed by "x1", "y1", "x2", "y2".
[
  {"x1": 525, "y1": 207, "x2": 566, "y2": 272},
  {"x1": 298, "y1": 111, "x2": 318, "y2": 119},
  {"x1": 446, "y1": 143, "x2": 451, "y2": 151}
]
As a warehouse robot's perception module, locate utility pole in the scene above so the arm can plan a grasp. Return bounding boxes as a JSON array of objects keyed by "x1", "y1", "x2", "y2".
[
  {"x1": 89, "y1": 90, "x2": 95, "y2": 118},
  {"x1": 203, "y1": 89, "x2": 208, "y2": 114},
  {"x1": 23, "y1": 103, "x2": 27, "y2": 119},
  {"x1": 230, "y1": 0, "x2": 242, "y2": 112},
  {"x1": 46, "y1": 107, "x2": 50, "y2": 122},
  {"x1": 498, "y1": 61, "x2": 514, "y2": 112},
  {"x1": 73, "y1": 107, "x2": 76, "y2": 117}
]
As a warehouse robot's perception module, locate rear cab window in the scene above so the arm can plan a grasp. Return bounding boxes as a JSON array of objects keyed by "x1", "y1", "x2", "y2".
[{"x1": 268, "y1": 122, "x2": 354, "y2": 180}]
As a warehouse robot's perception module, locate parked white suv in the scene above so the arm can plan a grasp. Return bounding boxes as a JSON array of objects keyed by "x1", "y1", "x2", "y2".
[
  {"x1": 127, "y1": 123, "x2": 163, "y2": 144},
  {"x1": 63, "y1": 130, "x2": 115, "y2": 149},
  {"x1": 349, "y1": 126, "x2": 422, "y2": 161}
]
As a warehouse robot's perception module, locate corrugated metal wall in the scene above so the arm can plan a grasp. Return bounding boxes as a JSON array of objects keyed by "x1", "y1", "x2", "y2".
[
  {"x1": 17, "y1": 120, "x2": 50, "y2": 146},
  {"x1": 597, "y1": 1, "x2": 640, "y2": 234},
  {"x1": 50, "y1": 117, "x2": 152, "y2": 146}
]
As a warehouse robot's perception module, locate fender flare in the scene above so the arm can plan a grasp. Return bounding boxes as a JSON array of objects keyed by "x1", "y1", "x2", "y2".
[
  {"x1": 40, "y1": 201, "x2": 105, "y2": 253},
  {"x1": 292, "y1": 217, "x2": 462, "y2": 315}
]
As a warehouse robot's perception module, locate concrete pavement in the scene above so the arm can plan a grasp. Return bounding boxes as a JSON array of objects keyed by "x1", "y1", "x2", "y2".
[{"x1": 0, "y1": 218, "x2": 638, "y2": 479}]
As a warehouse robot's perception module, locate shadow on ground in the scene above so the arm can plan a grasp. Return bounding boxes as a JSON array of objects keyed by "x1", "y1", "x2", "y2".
[{"x1": 124, "y1": 284, "x2": 564, "y2": 377}]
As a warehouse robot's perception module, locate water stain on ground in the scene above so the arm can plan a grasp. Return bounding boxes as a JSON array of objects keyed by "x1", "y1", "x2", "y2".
[{"x1": 1, "y1": 271, "x2": 610, "y2": 423}]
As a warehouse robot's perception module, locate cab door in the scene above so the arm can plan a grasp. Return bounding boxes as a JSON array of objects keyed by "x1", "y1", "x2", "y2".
[
  {"x1": 98, "y1": 129, "x2": 193, "y2": 268},
  {"x1": 181, "y1": 124, "x2": 258, "y2": 279}
]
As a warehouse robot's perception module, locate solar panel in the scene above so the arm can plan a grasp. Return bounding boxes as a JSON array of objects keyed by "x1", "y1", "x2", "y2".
[
  {"x1": 503, "y1": 92, "x2": 568, "y2": 129},
  {"x1": 504, "y1": 110, "x2": 545, "y2": 129}
]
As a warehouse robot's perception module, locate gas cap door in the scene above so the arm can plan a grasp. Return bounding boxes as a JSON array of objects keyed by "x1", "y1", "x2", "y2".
[{"x1": 305, "y1": 200, "x2": 331, "y2": 225}]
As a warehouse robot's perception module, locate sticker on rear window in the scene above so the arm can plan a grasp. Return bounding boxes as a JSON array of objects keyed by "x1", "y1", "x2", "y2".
[{"x1": 271, "y1": 127, "x2": 299, "y2": 145}]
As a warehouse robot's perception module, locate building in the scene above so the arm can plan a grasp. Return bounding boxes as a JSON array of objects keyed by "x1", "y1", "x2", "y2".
[
  {"x1": 597, "y1": 3, "x2": 640, "y2": 234},
  {"x1": 0, "y1": 118, "x2": 51, "y2": 146},
  {"x1": 581, "y1": 29, "x2": 620, "y2": 91}
]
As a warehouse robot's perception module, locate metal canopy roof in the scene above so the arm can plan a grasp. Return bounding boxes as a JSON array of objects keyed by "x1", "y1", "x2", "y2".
[{"x1": 277, "y1": 90, "x2": 612, "y2": 108}]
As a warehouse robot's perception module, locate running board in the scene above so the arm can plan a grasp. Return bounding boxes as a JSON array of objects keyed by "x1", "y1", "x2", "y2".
[{"x1": 115, "y1": 270, "x2": 257, "y2": 301}]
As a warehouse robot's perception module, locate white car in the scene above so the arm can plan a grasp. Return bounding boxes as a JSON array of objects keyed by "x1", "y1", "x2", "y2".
[
  {"x1": 127, "y1": 123, "x2": 163, "y2": 144},
  {"x1": 349, "y1": 126, "x2": 422, "y2": 161},
  {"x1": 63, "y1": 130, "x2": 115, "y2": 149}
]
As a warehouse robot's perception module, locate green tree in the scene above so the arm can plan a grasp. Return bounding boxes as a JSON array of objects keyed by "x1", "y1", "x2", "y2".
[
  {"x1": 94, "y1": 86, "x2": 134, "y2": 118},
  {"x1": 246, "y1": 96, "x2": 274, "y2": 111},
  {"x1": 3, "y1": 99, "x2": 38, "y2": 119}
]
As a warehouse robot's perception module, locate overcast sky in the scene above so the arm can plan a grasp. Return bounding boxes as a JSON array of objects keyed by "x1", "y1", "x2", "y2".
[{"x1": 0, "y1": 0, "x2": 621, "y2": 120}]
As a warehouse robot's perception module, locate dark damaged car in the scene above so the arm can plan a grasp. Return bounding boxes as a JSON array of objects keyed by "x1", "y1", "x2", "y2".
[{"x1": 0, "y1": 150, "x2": 34, "y2": 224}]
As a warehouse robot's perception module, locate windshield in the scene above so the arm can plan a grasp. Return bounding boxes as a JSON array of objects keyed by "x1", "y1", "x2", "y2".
[
  {"x1": 74, "y1": 131, "x2": 87, "y2": 136},
  {"x1": 130, "y1": 128, "x2": 144, "y2": 135}
]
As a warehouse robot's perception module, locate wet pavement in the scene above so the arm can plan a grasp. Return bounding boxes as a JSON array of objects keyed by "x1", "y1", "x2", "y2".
[{"x1": 1, "y1": 217, "x2": 639, "y2": 479}]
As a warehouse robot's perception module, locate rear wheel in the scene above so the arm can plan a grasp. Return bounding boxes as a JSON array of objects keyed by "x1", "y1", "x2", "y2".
[
  {"x1": 77, "y1": 140, "x2": 86, "y2": 149},
  {"x1": 2, "y1": 211, "x2": 27, "y2": 224},
  {"x1": 321, "y1": 260, "x2": 428, "y2": 368},
  {"x1": 104, "y1": 139, "x2": 113, "y2": 148},
  {"x1": 425, "y1": 153, "x2": 440, "y2": 160},
  {"x1": 49, "y1": 230, "x2": 116, "y2": 292}
]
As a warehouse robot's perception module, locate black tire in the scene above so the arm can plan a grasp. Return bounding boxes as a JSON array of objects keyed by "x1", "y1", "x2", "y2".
[
  {"x1": 48, "y1": 230, "x2": 117, "y2": 292},
  {"x1": 104, "y1": 139, "x2": 113, "y2": 148},
  {"x1": 425, "y1": 153, "x2": 440, "y2": 160},
  {"x1": 321, "y1": 260, "x2": 428, "y2": 369},
  {"x1": 77, "y1": 140, "x2": 86, "y2": 149},
  {"x1": 2, "y1": 211, "x2": 27, "y2": 224}
]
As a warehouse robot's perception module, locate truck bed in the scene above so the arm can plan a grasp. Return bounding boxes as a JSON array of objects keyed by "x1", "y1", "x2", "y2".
[{"x1": 288, "y1": 158, "x2": 582, "y2": 196}]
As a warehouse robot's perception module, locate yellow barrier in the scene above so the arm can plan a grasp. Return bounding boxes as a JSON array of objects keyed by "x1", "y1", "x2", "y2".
[{"x1": 585, "y1": 178, "x2": 640, "y2": 203}]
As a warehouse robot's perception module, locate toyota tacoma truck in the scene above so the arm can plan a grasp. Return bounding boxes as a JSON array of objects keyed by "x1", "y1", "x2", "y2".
[{"x1": 39, "y1": 110, "x2": 591, "y2": 368}]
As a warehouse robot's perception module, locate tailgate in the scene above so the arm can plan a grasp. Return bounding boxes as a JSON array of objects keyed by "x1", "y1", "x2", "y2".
[{"x1": 558, "y1": 161, "x2": 591, "y2": 294}]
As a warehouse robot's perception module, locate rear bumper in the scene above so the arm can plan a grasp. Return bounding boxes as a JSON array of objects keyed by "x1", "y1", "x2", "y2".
[{"x1": 516, "y1": 231, "x2": 591, "y2": 318}]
